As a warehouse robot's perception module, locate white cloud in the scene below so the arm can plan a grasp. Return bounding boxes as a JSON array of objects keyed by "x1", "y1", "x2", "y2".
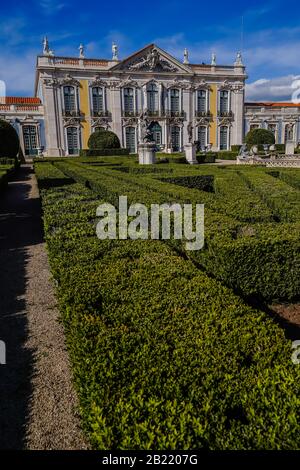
[
  {"x1": 37, "y1": 0, "x2": 66, "y2": 15},
  {"x1": 246, "y1": 75, "x2": 300, "y2": 101},
  {"x1": 0, "y1": 51, "x2": 36, "y2": 96}
]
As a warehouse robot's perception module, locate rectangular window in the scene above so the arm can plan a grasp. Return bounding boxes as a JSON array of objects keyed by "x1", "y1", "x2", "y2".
[
  {"x1": 23, "y1": 125, "x2": 38, "y2": 155},
  {"x1": 220, "y1": 90, "x2": 229, "y2": 115},
  {"x1": 198, "y1": 126, "x2": 207, "y2": 149},
  {"x1": 64, "y1": 86, "x2": 76, "y2": 113},
  {"x1": 220, "y1": 126, "x2": 228, "y2": 150},
  {"x1": 197, "y1": 90, "x2": 206, "y2": 113},
  {"x1": 170, "y1": 89, "x2": 180, "y2": 114},
  {"x1": 67, "y1": 127, "x2": 79, "y2": 155},
  {"x1": 92, "y1": 87, "x2": 103, "y2": 113},
  {"x1": 124, "y1": 88, "x2": 134, "y2": 114},
  {"x1": 125, "y1": 126, "x2": 136, "y2": 153}
]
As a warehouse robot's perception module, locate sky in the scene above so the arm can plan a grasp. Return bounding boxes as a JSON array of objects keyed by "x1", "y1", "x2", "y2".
[{"x1": 1, "y1": 0, "x2": 300, "y2": 101}]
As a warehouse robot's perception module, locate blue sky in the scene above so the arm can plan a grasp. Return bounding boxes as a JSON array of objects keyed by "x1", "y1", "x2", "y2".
[{"x1": 1, "y1": 0, "x2": 300, "y2": 100}]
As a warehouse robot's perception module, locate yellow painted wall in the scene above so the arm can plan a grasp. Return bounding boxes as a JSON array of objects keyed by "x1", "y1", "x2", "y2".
[
  {"x1": 79, "y1": 80, "x2": 90, "y2": 148},
  {"x1": 209, "y1": 84, "x2": 217, "y2": 147}
]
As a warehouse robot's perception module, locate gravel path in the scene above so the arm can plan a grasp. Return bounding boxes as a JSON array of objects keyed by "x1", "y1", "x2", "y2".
[{"x1": 0, "y1": 165, "x2": 88, "y2": 449}]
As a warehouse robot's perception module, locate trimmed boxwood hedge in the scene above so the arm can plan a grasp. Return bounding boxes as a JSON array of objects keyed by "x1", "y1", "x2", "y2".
[
  {"x1": 53, "y1": 160, "x2": 300, "y2": 301},
  {"x1": 35, "y1": 161, "x2": 300, "y2": 449},
  {"x1": 80, "y1": 148, "x2": 130, "y2": 157}
]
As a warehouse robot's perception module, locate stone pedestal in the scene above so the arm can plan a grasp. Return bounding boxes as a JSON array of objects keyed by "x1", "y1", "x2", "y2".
[
  {"x1": 285, "y1": 141, "x2": 295, "y2": 155},
  {"x1": 138, "y1": 142, "x2": 156, "y2": 165},
  {"x1": 185, "y1": 143, "x2": 198, "y2": 165}
]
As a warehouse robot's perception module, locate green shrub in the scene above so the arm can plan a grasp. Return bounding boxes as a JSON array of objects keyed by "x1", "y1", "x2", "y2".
[
  {"x1": 161, "y1": 175, "x2": 214, "y2": 192},
  {"x1": 245, "y1": 128, "x2": 275, "y2": 146},
  {"x1": 0, "y1": 119, "x2": 19, "y2": 158},
  {"x1": 88, "y1": 130, "x2": 121, "y2": 151},
  {"x1": 275, "y1": 144, "x2": 285, "y2": 153},
  {"x1": 215, "y1": 151, "x2": 237, "y2": 160},
  {"x1": 80, "y1": 148, "x2": 129, "y2": 157},
  {"x1": 53, "y1": 161, "x2": 299, "y2": 300},
  {"x1": 196, "y1": 153, "x2": 216, "y2": 163},
  {"x1": 231, "y1": 145, "x2": 242, "y2": 152}
]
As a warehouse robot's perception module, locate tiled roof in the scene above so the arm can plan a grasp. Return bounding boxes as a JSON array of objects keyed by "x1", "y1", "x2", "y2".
[
  {"x1": 5, "y1": 97, "x2": 41, "y2": 105},
  {"x1": 245, "y1": 101, "x2": 300, "y2": 108}
]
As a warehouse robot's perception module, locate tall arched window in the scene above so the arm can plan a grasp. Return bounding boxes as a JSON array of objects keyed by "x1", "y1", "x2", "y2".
[
  {"x1": 198, "y1": 126, "x2": 207, "y2": 150},
  {"x1": 63, "y1": 86, "x2": 76, "y2": 114},
  {"x1": 220, "y1": 90, "x2": 229, "y2": 115},
  {"x1": 124, "y1": 88, "x2": 134, "y2": 114},
  {"x1": 92, "y1": 87, "x2": 103, "y2": 114},
  {"x1": 147, "y1": 83, "x2": 158, "y2": 113},
  {"x1": 67, "y1": 127, "x2": 79, "y2": 155},
  {"x1": 170, "y1": 89, "x2": 180, "y2": 114},
  {"x1": 125, "y1": 127, "x2": 136, "y2": 153},
  {"x1": 220, "y1": 126, "x2": 228, "y2": 150},
  {"x1": 197, "y1": 90, "x2": 207, "y2": 113}
]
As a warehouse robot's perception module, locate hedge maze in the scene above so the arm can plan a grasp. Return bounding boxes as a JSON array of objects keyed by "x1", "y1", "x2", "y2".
[{"x1": 34, "y1": 158, "x2": 300, "y2": 449}]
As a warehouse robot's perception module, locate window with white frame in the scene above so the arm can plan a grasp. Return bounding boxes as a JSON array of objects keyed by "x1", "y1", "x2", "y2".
[
  {"x1": 67, "y1": 127, "x2": 79, "y2": 155},
  {"x1": 198, "y1": 126, "x2": 207, "y2": 149},
  {"x1": 170, "y1": 88, "x2": 180, "y2": 114},
  {"x1": 92, "y1": 87, "x2": 104, "y2": 114},
  {"x1": 285, "y1": 124, "x2": 294, "y2": 142},
  {"x1": 125, "y1": 126, "x2": 136, "y2": 153},
  {"x1": 63, "y1": 86, "x2": 76, "y2": 114},
  {"x1": 23, "y1": 125, "x2": 38, "y2": 155},
  {"x1": 171, "y1": 126, "x2": 180, "y2": 151},
  {"x1": 219, "y1": 90, "x2": 229, "y2": 115},
  {"x1": 250, "y1": 124, "x2": 259, "y2": 131},
  {"x1": 197, "y1": 90, "x2": 207, "y2": 113},
  {"x1": 124, "y1": 88, "x2": 134, "y2": 114},
  {"x1": 147, "y1": 83, "x2": 158, "y2": 113},
  {"x1": 220, "y1": 125, "x2": 228, "y2": 150}
]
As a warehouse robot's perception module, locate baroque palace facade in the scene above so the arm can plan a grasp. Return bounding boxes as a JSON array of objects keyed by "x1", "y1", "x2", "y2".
[{"x1": 0, "y1": 40, "x2": 300, "y2": 157}]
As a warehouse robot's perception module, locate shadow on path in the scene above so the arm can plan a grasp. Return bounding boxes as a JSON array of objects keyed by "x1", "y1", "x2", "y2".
[{"x1": 0, "y1": 165, "x2": 43, "y2": 449}]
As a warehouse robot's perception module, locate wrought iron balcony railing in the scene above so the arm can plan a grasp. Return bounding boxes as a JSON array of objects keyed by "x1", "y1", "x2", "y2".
[
  {"x1": 195, "y1": 110, "x2": 212, "y2": 118},
  {"x1": 91, "y1": 110, "x2": 110, "y2": 118}
]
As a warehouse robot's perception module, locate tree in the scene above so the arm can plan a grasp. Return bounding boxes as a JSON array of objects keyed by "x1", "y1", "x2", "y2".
[
  {"x1": 88, "y1": 129, "x2": 120, "y2": 150},
  {"x1": 245, "y1": 128, "x2": 275, "y2": 146},
  {"x1": 0, "y1": 119, "x2": 20, "y2": 158}
]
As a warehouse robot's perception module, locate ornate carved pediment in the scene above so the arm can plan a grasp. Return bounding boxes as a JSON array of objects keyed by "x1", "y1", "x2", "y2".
[
  {"x1": 218, "y1": 118, "x2": 233, "y2": 127},
  {"x1": 219, "y1": 80, "x2": 233, "y2": 91},
  {"x1": 43, "y1": 77, "x2": 60, "y2": 87},
  {"x1": 122, "y1": 117, "x2": 138, "y2": 127},
  {"x1": 90, "y1": 75, "x2": 107, "y2": 87},
  {"x1": 168, "y1": 117, "x2": 184, "y2": 127},
  {"x1": 63, "y1": 117, "x2": 81, "y2": 127},
  {"x1": 193, "y1": 79, "x2": 212, "y2": 91},
  {"x1": 119, "y1": 76, "x2": 140, "y2": 88},
  {"x1": 195, "y1": 117, "x2": 211, "y2": 126},
  {"x1": 91, "y1": 117, "x2": 110, "y2": 129},
  {"x1": 60, "y1": 74, "x2": 80, "y2": 87},
  {"x1": 119, "y1": 47, "x2": 180, "y2": 73},
  {"x1": 166, "y1": 77, "x2": 190, "y2": 90}
]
